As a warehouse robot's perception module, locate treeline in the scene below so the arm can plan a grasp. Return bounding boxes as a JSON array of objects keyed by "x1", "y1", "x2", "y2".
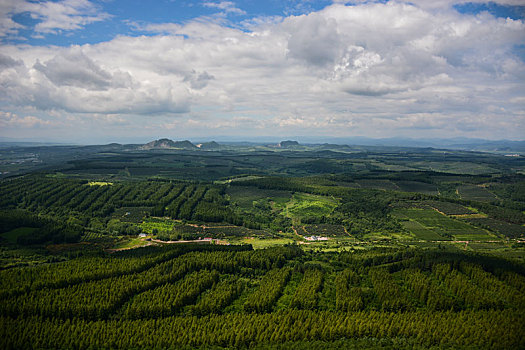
[
  {"x1": 0, "y1": 209, "x2": 81, "y2": 245},
  {"x1": 189, "y1": 277, "x2": 245, "y2": 316},
  {"x1": 121, "y1": 269, "x2": 219, "y2": 319},
  {"x1": 244, "y1": 268, "x2": 292, "y2": 313},
  {"x1": 289, "y1": 269, "x2": 323, "y2": 309},
  {"x1": 0, "y1": 245, "x2": 302, "y2": 319},
  {"x1": 1, "y1": 310, "x2": 523, "y2": 349},
  {"x1": 0, "y1": 244, "x2": 251, "y2": 298},
  {"x1": 335, "y1": 268, "x2": 363, "y2": 312}
]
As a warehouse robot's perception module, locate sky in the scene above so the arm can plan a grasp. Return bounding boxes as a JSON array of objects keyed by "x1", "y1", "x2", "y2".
[{"x1": 0, "y1": 0, "x2": 524, "y2": 144}]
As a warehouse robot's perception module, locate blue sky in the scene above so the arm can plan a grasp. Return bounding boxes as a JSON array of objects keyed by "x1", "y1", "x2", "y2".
[
  {"x1": 8, "y1": 0, "x2": 339, "y2": 46},
  {"x1": 0, "y1": 0, "x2": 524, "y2": 143},
  {"x1": 7, "y1": 1, "x2": 524, "y2": 47}
]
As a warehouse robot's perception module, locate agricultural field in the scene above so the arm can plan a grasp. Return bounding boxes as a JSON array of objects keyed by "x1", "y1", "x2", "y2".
[
  {"x1": 399, "y1": 220, "x2": 445, "y2": 241},
  {"x1": 458, "y1": 184, "x2": 498, "y2": 202},
  {"x1": 239, "y1": 237, "x2": 295, "y2": 248},
  {"x1": 425, "y1": 201, "x2": 476, "y2": 215},
  {"x1": 461, "y1": 218, "x2": 525, "y2": 239},
  {"x1": 393, "y1": 208, "x2": 494, "y2": 241}
]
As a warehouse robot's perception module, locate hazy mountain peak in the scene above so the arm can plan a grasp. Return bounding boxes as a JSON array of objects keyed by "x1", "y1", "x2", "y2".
[{"x1": 141, "y1": 139, "x2": 197, "y2": 150}]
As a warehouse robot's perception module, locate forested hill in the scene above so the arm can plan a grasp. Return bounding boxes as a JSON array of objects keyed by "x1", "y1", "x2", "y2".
[{"x1": 0, "y1": 244, "x2": 524, "y2": 349}]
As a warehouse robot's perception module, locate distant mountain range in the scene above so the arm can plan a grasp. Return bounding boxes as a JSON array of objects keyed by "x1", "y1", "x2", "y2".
[
  {"x1": 1, "y1": 136, "x2": 524, "y2": 154},
  {"x1": 316, "y1": 137, "x2": 525, "y2": 153}
]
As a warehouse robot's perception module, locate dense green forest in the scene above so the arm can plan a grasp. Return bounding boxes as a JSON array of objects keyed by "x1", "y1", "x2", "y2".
[
  {"x1": 0, "y1": 141, "x2": 524, "y2": 348},
  {"x1": 1, "y1": 244, "x2": 524, "y2": 349}
]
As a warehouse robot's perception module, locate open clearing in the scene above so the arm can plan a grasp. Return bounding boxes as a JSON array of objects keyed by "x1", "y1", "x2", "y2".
[{"x1": 285, "y1": 193, "x2": 338, "y2": 221}]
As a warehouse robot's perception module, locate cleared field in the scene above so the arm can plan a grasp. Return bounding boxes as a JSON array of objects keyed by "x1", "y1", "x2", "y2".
[
  {"x1": 88, "y1": 181, "x2": 113, "y2": 186},
  {"x1": 458, "y1": 185, "x2": 497, "y2": 202},
  {"x1": 111, "y1": 237, "x2": 150, "y2": 250},
  {"x1": 286, "y1": 193, "x2": 338, "y2": 220},
  {"x1": 240, "y1": 237, "x2": 294, "y2": 248}
]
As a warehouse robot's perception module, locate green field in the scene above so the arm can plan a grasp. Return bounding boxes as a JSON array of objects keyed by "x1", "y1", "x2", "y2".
[
  {"x1": 139, "y1": 218, "x2": 175, "y2": 234},
  {"x1": 399, "y1": 220, "x2": 445, "y2": 240},
  {"x1": 239, "y1": 237, "x2": 294, "y2": 248},
  {"x1": 112, "y1": 237, "x2": 151, "y2": 250},
  {"x1": 394, "y1": 208, "x2": 494, "y2": 240},
  {"x1": 285, "y1": 193, "x2": 338, "y2": 221}
]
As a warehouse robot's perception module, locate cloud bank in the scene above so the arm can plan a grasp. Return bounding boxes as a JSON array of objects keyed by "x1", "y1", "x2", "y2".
[{"x1": 0, "y1": 1, "x2": 524, "y2": 141}]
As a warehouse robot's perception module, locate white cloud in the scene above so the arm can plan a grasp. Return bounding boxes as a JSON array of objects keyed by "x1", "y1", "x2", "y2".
[
  {"x1": 0, "y1": 1, "x2": 524, "y2": 140},
  {"x1": 0, "y1": 111, "x2": 51, "y2": 127},
  {"x1": 202, "y1": 1, "x2": 246, "y2": 15},
  {"x1": 33, "y1": 48, "x2": 132, "y2": 90}
]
